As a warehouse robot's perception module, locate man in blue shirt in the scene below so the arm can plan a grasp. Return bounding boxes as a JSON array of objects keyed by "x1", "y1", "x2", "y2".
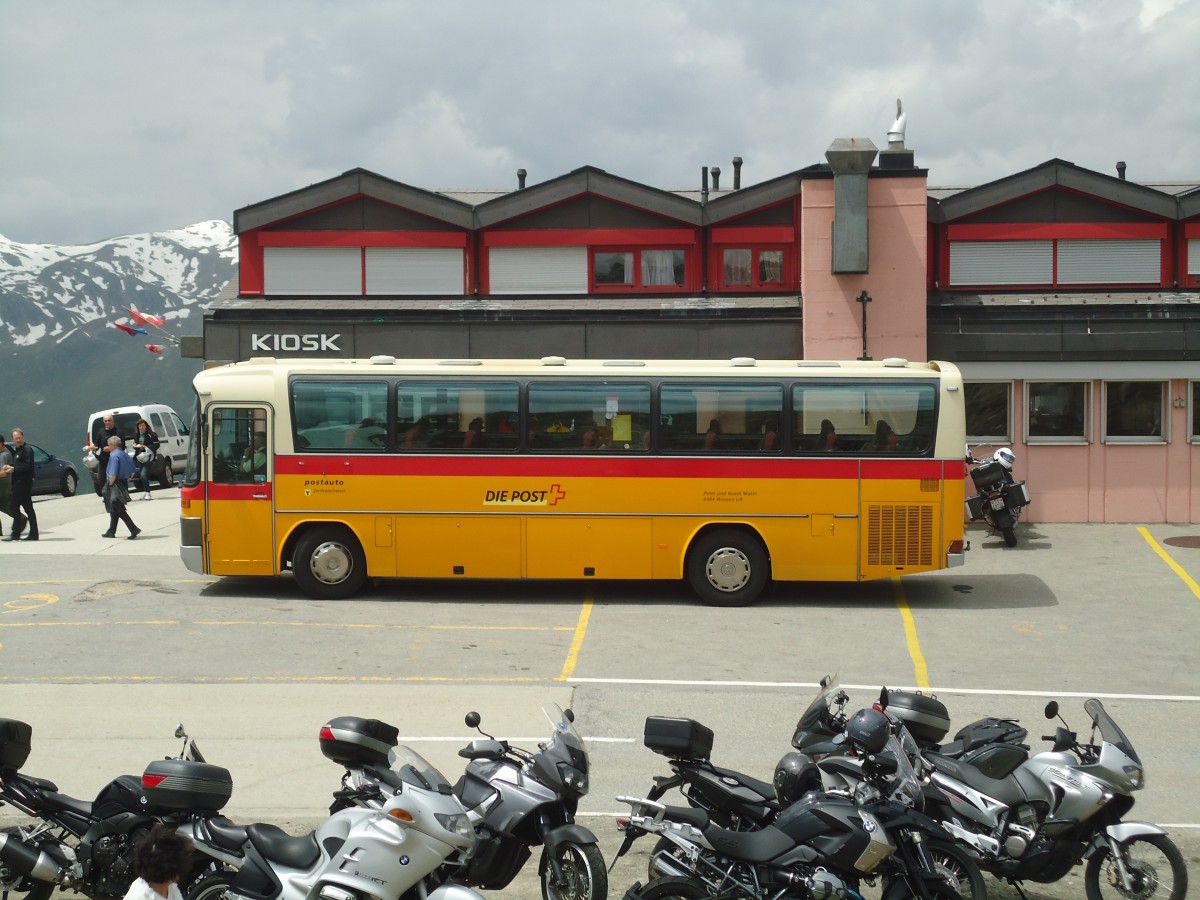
[{"x1": 101, "y1": 435, "x2": 141, "y2": 539}]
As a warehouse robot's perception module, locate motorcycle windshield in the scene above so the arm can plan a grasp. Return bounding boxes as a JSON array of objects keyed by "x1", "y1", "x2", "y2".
[
  {"x1": 1084, "y1": 698, "x2": 1141, "y2": 765},
  {"x1": 533, "y1": 704, "x2": 588, "y2": 787},
  {"x1": 796, "y1": 674, "x2": 840, "y2": 730},
  {"x1": 883, "y1": 733, "x2": 922, "y2": 809},
  {"x1": 390, "y1": 744, "x2": 453, "y2": 793}
]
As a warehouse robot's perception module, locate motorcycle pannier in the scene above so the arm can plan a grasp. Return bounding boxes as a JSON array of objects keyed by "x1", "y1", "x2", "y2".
[
  {"x1": 970, "y1": 460, "x2": 1007, "y2": 491},
  {"x1": 319, "y1": 716, "x2": 399, "y2": 767},
  {"x1": 965, "y1": 495, "x2": 987, "y2": 520},
  {"x1": 0, "y1": 719, "x2": 32, "y2": 771},
  {"x1": 886, "y1": 691, "x2": 950, "y2": 746},
  {"x1": 644, "y1": 716, "x2": 714, "y2": 760},
  {"x1": 1003, "y1": 480, "x2": 1030, "y2": 508},
  {"x1": 142, "y1": 759, "x2": 233, "y2": 811}
]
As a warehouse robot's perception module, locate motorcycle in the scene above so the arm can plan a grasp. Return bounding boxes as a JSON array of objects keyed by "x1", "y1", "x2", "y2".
[
  {"x1": 184, "y1": 731, "x2": 481, "y2": 900},
  {"x1": 0, "y1": 720, "x2": 231, "y2": 900},
  {"x1": 917, "y1": 698, "x2": 1188, "y2": 898},
  {"x1": 616, "y1": 716, "x2": 980, "y2": 900},
  {"x1": 965, "y1": 446, "x2": 1030, "y2": 547},
  {"x1": 452, "y1": 705, "x2": 605, "y2": 900}
]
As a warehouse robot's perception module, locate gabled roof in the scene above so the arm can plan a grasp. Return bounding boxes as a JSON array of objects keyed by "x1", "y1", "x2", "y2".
[
  {"x1": 234, "y1": 168, "x2": 475, "y2": 233},
  {"x1": 474, "y1": 165, "x2": 702, "y2": 228},
  {"x1": 933, "y1": 158, "x2": 1177, "y2": 223},
  {"x1": 705, "y1": 171, "x2": 802, "y2": 225}
]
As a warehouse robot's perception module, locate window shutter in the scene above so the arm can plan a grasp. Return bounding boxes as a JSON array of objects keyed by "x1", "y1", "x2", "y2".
[
  {"x1": 366, "y1": 248, "x2": 464, "y2": 295},
  {"x1": 264, "y1": 248, "x2": 361, "y2": 295},
  {"x1": 489, "y1": 247, "x2": 588, "y2": 294},
  {"x1": 1187, "y1": 239, "x2": 1200, "y2": 276},
  {"x1": 1058, "y1": 240, "x2": 1159, "y2": 284},
  {"x1": 949, "y1": 241, "x2": 1052, "y2": 286}
]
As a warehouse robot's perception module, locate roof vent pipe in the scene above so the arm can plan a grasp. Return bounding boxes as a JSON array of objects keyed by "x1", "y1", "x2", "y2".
[
  {"x1": 887, "y1": 99, "x2": 907, "y2": 150},
  {"x1": 711, "y1": 166, "x2": 721, "y2": 190},
  {"x1": 517, "y1": 168, "x2": 527, "y2": 189},
  {"x1": 1116, "y1": 161, "x2": 1127, "y2": 181},
  {"x1": 701, "y1": 166, "x2": 709, "y2": 203},
  {"x1": 733, "y1": 156, "x2": 743, "y2": 190}
]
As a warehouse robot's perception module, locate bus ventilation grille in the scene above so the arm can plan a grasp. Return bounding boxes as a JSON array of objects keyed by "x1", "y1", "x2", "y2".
[{"x1": 866, "y1": 504, "x2": 934, "y2": 567}]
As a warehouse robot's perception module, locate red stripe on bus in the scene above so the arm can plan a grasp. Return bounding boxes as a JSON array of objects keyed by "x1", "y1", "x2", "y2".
[
  {"x1": 270, "y1": 455, "x2": 953, "y2": 480},
  {"x1": 205, "y1": 483, "x2": 275, "y2": 501}
]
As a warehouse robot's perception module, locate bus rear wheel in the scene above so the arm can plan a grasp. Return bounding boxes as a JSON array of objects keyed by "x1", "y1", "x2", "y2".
[
  {"x1": 293, "y1": 526, "x2": 367, "y2": 599},
  {"x1": 686, "y1": 528, "x2": 769, "y2": 607}
]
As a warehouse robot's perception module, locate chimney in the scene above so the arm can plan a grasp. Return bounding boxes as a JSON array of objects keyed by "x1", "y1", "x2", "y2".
[
  {"x1": 517, "y1": 168, "x2": 527, "y2": 189},
  {"x1": 701, "y1": 166, "x2": 709, "y2": 203},
  {"x1": 1116, "y1": 161, "x2": 1127, "y2": 181},
  {"x1": 825, "y1": 138, "x2": 878, "y2": 274},
  {"x1": 732, "y1": 156, "x2": 743, "y2": 189},
  {"x1": 710, "y1": 166, "x2": 721, "y2": 191}
]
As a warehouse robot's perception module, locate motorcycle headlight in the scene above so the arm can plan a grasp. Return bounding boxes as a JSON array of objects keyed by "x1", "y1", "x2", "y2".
[
  {"x1": 1122, "y1": 765, "x2": 1144, "y2": 790},
  {"x1": 557, "y1": 763, "x2": 588, "y2": 794},
  {"x1": 434, "y1": 812, "x2": 474, "y2": 841}
]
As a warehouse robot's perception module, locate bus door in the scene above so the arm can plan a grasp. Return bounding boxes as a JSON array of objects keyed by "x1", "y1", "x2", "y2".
[{"x1": 206, "y1": 405, "x2": 275, "y2": 575}]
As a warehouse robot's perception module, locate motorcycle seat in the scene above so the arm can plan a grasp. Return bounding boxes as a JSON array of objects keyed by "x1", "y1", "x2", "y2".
[
  {"x1": 206, "y1": 815, "x2": 249, "y2": 852},
  {"x1": 702, "y1": 823, "x2": 797, "y2": 863},
  {"x1": 246, "y1": 823, "x2": 321, "y2": 869},
  {"x1": 926, "y1": 753, "x2": 1028, "y2": 808},
  {"x1": 41, "y1": 789, "x2": 92, "y2": 818},
  {"x1": 658, "y1": 804, "x2": 711, "y2": 830}
]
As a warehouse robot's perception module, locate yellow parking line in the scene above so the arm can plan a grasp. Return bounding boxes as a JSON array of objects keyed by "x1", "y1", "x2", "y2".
[
  {"x1": 893, "y1": 577, "x2": 930, "y2": 689},
  {"x1": 558, "y1": 596, "x2": 593, "y2": 681},
  {"x1": 1138, "y1": 527, "x2": 1200, "y2": 601}
]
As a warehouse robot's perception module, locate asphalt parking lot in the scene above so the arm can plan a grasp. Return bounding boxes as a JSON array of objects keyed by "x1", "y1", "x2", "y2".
[{"x1": 1, "y1": 494, "x2": 1197, "y2": 900}]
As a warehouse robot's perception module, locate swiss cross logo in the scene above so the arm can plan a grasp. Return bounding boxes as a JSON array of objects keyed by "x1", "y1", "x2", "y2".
[{"x1": 549, "y1": 484, "x2": 567, "y2": 506}]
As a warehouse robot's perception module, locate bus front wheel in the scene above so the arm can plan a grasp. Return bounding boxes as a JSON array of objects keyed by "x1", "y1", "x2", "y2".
[
  {"x1": 686, "y1": 529, "x2": 769, "y2": 607},
  {"x1": 293, "y1": 526, "x2": 368, "y2": 599}
]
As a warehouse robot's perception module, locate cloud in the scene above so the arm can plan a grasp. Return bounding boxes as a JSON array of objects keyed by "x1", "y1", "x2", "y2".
[{"x1": 1, "y1": 0, "x2": 1195, "y2": 245}]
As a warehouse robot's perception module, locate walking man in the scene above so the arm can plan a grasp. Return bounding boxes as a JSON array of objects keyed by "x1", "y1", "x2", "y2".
[
  {"x1": 4, "y1": 428, "x2": 38, "y2": 541},
  {"x1": 101, "y1": 435, "x2": 141, "y2": 539},
  {"x1": 88, "y1": 413, "x2": 121, "y2": 498}
]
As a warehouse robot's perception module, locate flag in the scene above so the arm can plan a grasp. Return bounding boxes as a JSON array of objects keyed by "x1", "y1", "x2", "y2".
[
  {"x1": 127, "y1": 308, "x2": 166, "y2": 327},
  {"x1": 113, "y1": 323, "x2": 147, "y2": 336},
  {"x1": 145, "y1": 343, "x2": 166, "y2": 355}
]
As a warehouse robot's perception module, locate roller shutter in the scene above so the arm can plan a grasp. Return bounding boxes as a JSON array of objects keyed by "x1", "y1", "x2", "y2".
[
  {"x1": 1188, "y1": 239, "x2": 1200, "y2": 276},
  {"x1": 489, "y1": 247, "x2": 587, "y2": 294},
  {"x1": 1058, "y1": 240, "x2": 1159, "y2": 284},
  {"x1": 949, "y1": 241, "x2": 1052, "y2": 286},
  {"x1": 264, "y1": 248, "x2": 361, "y2": 295},
  {"x1": 366, "y1": 248, "x2": 464, "y2": 295}
]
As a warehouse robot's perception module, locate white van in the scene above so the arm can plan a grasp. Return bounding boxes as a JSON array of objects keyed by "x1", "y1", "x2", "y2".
[{"x1": 85, "y1": 404, "x2": 190, "y2": 489}]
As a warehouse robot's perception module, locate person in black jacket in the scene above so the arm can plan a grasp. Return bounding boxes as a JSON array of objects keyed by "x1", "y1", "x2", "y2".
[
  {"x1": 88, "y1": 413, "x2": 122, "y2": 499},
  {"x1": 3, "y1": 428, "x2": 38, "y2": 541},
  {"x1": 132, "y1": 418, "x2": 160, "y2": 501}
]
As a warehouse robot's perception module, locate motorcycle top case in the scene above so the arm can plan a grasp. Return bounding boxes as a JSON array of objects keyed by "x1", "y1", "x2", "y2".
[
  {"x1": 319, "y1": 715, "x2": 399, "y2": 767},
  {"x1": 141, "y1": 759, "x2": 233, "y2": 811},
  {"x1": 886, "y1": 691, "x2": 950, "y2": 746},
  {"x1": 0, "y1": 718, "x2": 32, "y2": 771},
  {"x1": 644, "y1": 716, "x2": 714, "y2": 760},
  {"x1": 969, "y1": 459, "x2": 1007, "y2": 491}
]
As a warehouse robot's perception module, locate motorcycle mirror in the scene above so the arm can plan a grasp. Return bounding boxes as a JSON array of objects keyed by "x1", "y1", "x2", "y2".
[
  {"x1": 878, "y1": 686, "x2": 889, "y2": 708},
  {"x1": 819, "y1": 674, "x2": 831, "y2": 688},
  {"x1": 464, "y1": 711, "x2": 481, "y2": 729},
  {"x1": 563, "y1": 708, "x2": 575, "y2": 723},
  {"x1": 174, "y1": 723, "x2": 186, "y2": 739},
  {"x1": 1044, "y1": 701, "x2": 1059, "y2": 720}
]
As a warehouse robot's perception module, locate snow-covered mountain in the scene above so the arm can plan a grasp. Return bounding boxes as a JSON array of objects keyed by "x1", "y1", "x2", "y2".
[
  {"x1": 0, "y1": 221, "x2": 238, "y2": 466},
  {"x1": 0, "y1": 220, "x2": 236, "y2": 348}
]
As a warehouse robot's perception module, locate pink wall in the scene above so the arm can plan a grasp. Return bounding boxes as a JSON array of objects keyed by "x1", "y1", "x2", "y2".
[{"x1": 800, "y1": 176, "x2": 928, "y2": 362}]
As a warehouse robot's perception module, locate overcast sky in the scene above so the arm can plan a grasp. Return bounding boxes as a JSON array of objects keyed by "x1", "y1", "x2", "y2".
[{"x1": 2, "y1": 0, "x2": 1195, "y2": 246}]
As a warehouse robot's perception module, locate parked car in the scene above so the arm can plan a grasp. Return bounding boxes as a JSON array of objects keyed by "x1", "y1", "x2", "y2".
[
  {"x1": 29, "y1": 444, "x2": 80, "y2": 497},
  {"x1": 85, "y1": 403, "x2": 189, "y2": 489}
]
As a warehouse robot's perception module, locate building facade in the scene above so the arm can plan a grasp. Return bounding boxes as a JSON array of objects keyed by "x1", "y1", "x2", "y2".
[{"x1": 191, "y1": 136, "x2": 1200, "y2": 524}]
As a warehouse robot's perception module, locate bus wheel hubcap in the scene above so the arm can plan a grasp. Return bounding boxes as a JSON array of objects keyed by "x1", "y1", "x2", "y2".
[
  {"x1": 310, "y1": 542, "x2": 352, "y2": 584},
  {"x1": 706, "y1": 548, "x2": 750, "y2": 592}
]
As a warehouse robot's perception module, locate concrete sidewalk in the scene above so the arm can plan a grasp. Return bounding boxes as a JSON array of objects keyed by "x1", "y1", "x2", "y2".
[{"x1": 1, "y1": 487, "x2": 184, "y2": 556}]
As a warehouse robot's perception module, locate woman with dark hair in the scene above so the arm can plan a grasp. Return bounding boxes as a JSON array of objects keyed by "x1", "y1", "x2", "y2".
[
  {"x1": 123, "y1": 825, "x2": 192, "y2": 900},
  {"x1": 132, "y1": 418, "x2": 160, "y2": 501},
  {"x1": 814, "y1": 418, "x2": 838, "y2": 451}
]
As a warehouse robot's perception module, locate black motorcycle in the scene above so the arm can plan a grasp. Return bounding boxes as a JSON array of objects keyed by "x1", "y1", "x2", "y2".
[
  {"x1": 617, "y1": 717, "x2": 980, "y2": 900},
  {"x1": 965, "y1": 446, "x2": 1030, "y2": 547},
  {"x1": 452, "y1": 705, "x2": 605, "y2": 900},
  {"x1": 0, "y1": 720, "x2": 231, "y2": 900}
]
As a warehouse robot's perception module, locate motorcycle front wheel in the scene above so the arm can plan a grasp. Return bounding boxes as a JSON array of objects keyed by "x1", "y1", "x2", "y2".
[
  {"x1": 188, "y1": 870, "x2": 236, "y2": 900},
  {"x1": 634, "y1": 875, "x2": 708, "y2": 900},
  {"x1": 925, "y1": 841, "x2": 987, "y2": 900},
  {"x1": 541, "y1": 841, "x2": 607, "y2": 900},
  {"x1": 1084, "y1": 833, "x2": 1188, "y2": 900}
]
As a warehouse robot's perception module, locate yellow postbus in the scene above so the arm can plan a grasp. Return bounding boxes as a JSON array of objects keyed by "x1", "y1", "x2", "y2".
[{"x1": 180, "y1": 355, "x2": 967, "y2": 605}]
